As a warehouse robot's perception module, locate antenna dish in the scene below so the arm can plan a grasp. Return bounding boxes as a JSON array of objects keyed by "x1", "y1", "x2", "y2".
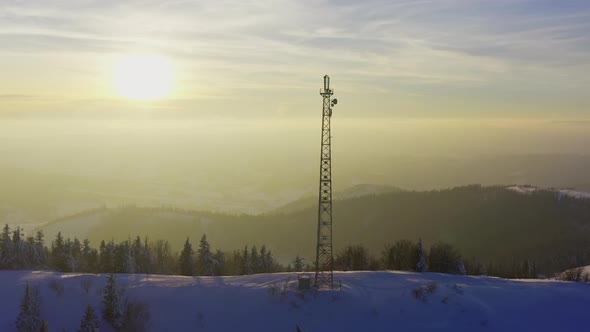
[{"x1": 332, "y1": 99, "x2": 338, "y2": 105}]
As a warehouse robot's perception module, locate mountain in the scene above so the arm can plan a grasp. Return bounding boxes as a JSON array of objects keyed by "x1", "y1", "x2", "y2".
[
  {"x1": 37, "y1": 185, "x2": 590, "y2": 274},
  {"x1": 1, "y1": 270, "x2": 588, "y2": 331},
  {"x1": 271, "y1": 183, "x2": 402, "y2": 214}
]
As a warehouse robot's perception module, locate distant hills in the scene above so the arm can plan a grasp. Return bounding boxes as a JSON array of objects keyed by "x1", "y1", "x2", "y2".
[
  {"x1": 37, "y1": 185, "x2": 590, "y2": 274},
  {"x1": 270, "y1": 183, "x2": 402, "y2": 214}
]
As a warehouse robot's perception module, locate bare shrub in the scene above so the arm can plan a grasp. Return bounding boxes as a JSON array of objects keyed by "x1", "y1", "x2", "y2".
[
  {"x1": 80, "y1": 278, "x2": 93, "y2": 294},
  {"x1": 559, "y1": 267, "x2": 585, "y2": 282},
  {"x1": 268, "y1": 283, "x2": 278, "y2": 296},
  {"x1": 48, "y1": 279, "x2": 65, "y2": 297},
  {"x1": 412, "y1": 282, "x2": 437, "y2": 302},
  {"x1": 425, "y1": 282, "x2": 437, "y2": 293}
]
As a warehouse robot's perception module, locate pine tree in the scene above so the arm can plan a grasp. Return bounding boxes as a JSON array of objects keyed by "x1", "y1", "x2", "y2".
[
  {"x1": 102, "y1": 273, "x2": 124, "y2": 329},
  {"x1": 12, "y1": 227, "x2": 27, "y2": 269},
  {"x1": 259, "y1": 245, "x2": 270, "y2": 273},
  {"x1": 51, "y1": 232, "x2": 67, "y2": 271},
  {"x1": 179, "y1": 238, "x2": 194, "y2": 276},
  {"x1": 292, "y1": 255, "x2": 304, "y2": 272},
  {"x1": 143, "y1": 237, "x2": 153, "y2": 274},
  {"x1": 63, "y1": 238, "x2": 78, "y2": 272},
  {"x1": 250, "y1": 246, "x2": 259, "y2": 274},
  {"x1": 241, "y1": 245, "x2": 251, "y2": 275},
  {"x1": 265, "y1": 248, "x2": 273, "y2": 273},
  {"x1": 0, "y1": 224, "x2": 13, "y2": 269},
  {"x1": 132, "y1": 236, "x2": 143, "y2": 273},
  {"x1": 33, "y1": 231, "x2": 47, "y2": 268},
  {"x1": 124, "y1": 241, "x2": 136, "y2": 274},
  {"x1": 80, "y1": 239, "x2": 92, "y2": 272},
  {"x1": 197, "y1": 234, "x2": 216, "y2": 276},
  {"x1": 99, "y1": 240, "x2": 116, "y2": 272},
  {"x1": 79, "y1": 305, "x2": 99, "y2": 332},
  {"x1": 213, "y1": 250, "x2": 225, "y2": 275},
  {"x1": 15, "y1": 284, "x2": 42, "y2": 332},
  {"x1": 416, "y1": 238, "x2": 427, "y2": 272}
]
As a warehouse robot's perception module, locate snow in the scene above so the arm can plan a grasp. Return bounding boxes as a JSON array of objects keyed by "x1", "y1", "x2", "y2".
[
  {"x1": 1, "y1": 271, "x2": 590, "y2": 331},
  {"x1": 508, "y1": 185, "x2": 590, "y2": 200},
  {"x1": 556, "y1": 189, "x2": 590, "y2": 200},
  {"x1": 507, "y1": 185, "x2": 539, "y2": 194}
]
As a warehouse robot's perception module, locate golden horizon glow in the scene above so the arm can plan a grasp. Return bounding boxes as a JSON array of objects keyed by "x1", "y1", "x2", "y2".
[{"x1": 113, "y1": 55, "x2": 172, "y2": 101}]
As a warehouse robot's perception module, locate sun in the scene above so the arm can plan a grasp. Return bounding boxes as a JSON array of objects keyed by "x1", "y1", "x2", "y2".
[{"x1": 113, "y1": 54, "x2": 172, "y2": 100}]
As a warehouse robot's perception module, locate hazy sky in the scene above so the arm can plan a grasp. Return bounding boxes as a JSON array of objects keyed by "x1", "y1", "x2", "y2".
[{"x1": 1, "y1": 0, "x2": 589, "y2": 118}]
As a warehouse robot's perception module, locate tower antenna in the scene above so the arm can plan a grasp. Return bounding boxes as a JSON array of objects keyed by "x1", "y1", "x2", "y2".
[{"x1": 315, "y1": 75, "x2": 338, "y2": 289}]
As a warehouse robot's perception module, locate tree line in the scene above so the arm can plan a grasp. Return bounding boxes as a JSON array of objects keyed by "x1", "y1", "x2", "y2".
[
  {"x1": 0, "y1": 224, "x2": 540, "y2": 279},
  {"x1": 0, "y1": 224, "x2": 285, "y2": 277},
  {"x1": 335, "y1": 238, "x2": 538, "y2": 278}
]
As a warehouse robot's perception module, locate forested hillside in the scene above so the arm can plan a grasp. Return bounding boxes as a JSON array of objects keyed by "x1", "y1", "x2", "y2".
[{"x1": 37, "y1": 185, "x2": 590, "y2": 274}]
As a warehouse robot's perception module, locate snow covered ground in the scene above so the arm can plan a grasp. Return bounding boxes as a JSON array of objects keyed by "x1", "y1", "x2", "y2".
[
  {"x1": 2, "y1": 271, "x2": 590, "y2": 331},
  {"x1": 0, "y1": 271, "x2": 590, "y2": 331}
]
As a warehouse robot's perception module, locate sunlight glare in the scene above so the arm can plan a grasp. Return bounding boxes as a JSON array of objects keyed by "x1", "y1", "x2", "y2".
[{"x1": 114, "y1": 54, "x2": 172, "y2": 100}]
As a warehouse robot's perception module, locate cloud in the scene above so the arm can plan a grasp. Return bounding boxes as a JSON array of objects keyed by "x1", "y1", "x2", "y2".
[{"x1": 1, "y1": 0, "x2": 589, "y2": 115}]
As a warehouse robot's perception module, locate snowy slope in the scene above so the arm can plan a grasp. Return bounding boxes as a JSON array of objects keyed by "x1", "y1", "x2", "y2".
[
  {"x1": 508, "y1": 185, "x2": 590, "y2": 200},
  {"x1": 1, "y1": 271, "x2": 590, "y2": 332}
]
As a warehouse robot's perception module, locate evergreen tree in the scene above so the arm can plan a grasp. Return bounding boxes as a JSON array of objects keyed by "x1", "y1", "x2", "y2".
[
  {"x1": 416, "y1": 238, "x2": 427, "y2": 272},
  {"x1": 197, "y1": 234, "x2": 216, "y2": 276},
  {"x1": 132, "y1": 236, "x2": 144, "y2": 273},
  {"x1": 25, "y1": 236, "x2": 36, "y2": 269},
  {"x1": 12, "y1": 227, "x2": 27, "y2": 269},
  {"x1": 80, "y1": 239, "x2": 92, "y2": 272},
  {"x1": 265, "y1": 249, "x2": 274, "y2": 273},
  {"x1": 99, "y1": 240, "x2": 116, "y2": 273},
  {"x1": 15, "y1": 284, "x2": 42, "y2": 332},
  {"x1": 62, "y1": 238, "x2": 78, "y2": 272},
  {"x1": 213, "y1": 250, "x2": 226, "y2": 276},
  {"x1": 292, "y1": 255, "x2": 304, "y2": 272},
  {"x1": 179, "y1": 238, "x2": 194, "y2": 276},
  {"x1": 33, "y1": 231, "x2": 47, "y2": 268},
  {"x1": 0, "y1": 224, "x2": 12, "y2": 269},
  {"x1": 142, "y1": 237, "x2": 153, "y2": 274},
  {"x1": 123, "y1": 241, "x2": 136, "y2": 274},
  {"x1": 250, "y1": 245, "x2": 259, "y2": 274},
  {"x1": 71, "y1": 238, "x2": 82, "y2": 272},
  {"x1": 241, "y1": 245, "x2": 251, "y2": 275},
  {"x1": 51, "y1": 232, "x2": 67, "y2": 271},
  {"x1": 79, "y1": 305, "x2": 99, "y2": 332},
  {"x1": 259, "y1": 245, "x2": 272, "y2": 273},
  {"x1": 102, "y1": 274, "x2": 124, "y2": 329}
]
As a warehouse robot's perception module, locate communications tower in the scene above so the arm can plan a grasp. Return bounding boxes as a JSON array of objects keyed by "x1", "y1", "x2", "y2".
[{"x1": 315, "y1": 75, "x2": 337, "y2": 289}]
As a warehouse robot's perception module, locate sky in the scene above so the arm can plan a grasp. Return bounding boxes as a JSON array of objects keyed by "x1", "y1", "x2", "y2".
[
  {"x1": 1, "y1": 0, "x2": 589, "y2": 118},
  {"x1": 2, "y1": 1, "x2": 590, "y2": 220}
]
